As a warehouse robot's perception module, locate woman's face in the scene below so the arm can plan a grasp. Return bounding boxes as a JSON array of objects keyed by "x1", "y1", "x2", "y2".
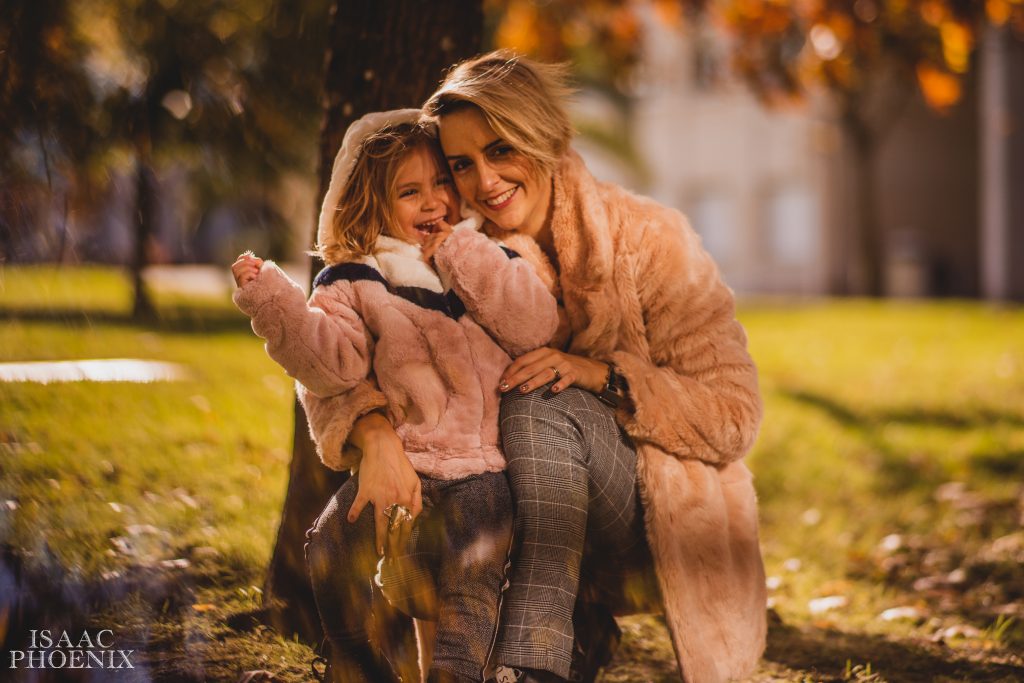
[{"x1": 438, "y1": 107, "x2": 552, "y2": 238}]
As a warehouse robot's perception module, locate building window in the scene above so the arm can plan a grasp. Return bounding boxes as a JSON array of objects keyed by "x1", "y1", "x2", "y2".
[
  {"x1": 691, "y1": 191, "x2": 736, "y2": 266},
  {"x1": 766, "y1": 186, "x2": 817, "y2": 267}
]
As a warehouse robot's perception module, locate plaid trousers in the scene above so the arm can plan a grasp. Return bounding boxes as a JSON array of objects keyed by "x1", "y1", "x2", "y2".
[{"x1": 492, "y1": 386, "x2": 649, "y2": 680}]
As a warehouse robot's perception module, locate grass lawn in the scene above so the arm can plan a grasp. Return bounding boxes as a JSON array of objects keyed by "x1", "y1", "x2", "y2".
[{"x1": 1, "y1": 265, "x2": 1022, "y2": 682}]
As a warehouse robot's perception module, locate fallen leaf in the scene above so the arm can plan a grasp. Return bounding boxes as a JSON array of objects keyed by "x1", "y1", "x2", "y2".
[
  {"x1": 808, "y1": 595, "x2": 848, "y2": 614},
  {"x1": 878, "y1": 606, "x2": 924, "y2": 622}
]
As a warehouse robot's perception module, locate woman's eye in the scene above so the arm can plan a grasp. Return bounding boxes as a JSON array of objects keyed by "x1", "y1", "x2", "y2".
[
  {"x1": 490, "y1": 145, "x2": 514, "y2": 158},
  {"x1": 450, "y1": 159, "x2": 470, "y2": 173}
]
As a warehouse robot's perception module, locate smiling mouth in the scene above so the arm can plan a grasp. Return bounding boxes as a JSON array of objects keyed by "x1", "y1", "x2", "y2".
[
  {"x1": 414, "y1": 216, "x2": 444, "y2": 237},
  {"x1": 484, "y1": 186, "x2": 517, "y2": 210}
]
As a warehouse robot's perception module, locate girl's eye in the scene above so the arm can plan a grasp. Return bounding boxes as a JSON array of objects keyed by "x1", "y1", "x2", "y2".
[
  {"x1": 399, "y1": 189, "x2": 417, "y2": 198},
  {"x1": 435, "y1": 176, "x2": 451, "y2": 187}
]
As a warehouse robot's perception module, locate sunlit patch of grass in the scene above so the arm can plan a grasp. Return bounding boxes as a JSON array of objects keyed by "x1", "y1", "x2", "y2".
[
  {"x1": 738, "y1": 299, "x2": 1024, "y2": 658},
  {"x1": 1, "y1": 265, "x2": 309, "y2": 677}
]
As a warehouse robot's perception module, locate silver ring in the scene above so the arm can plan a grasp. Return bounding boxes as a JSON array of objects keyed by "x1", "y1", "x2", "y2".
[
  {"x1": 384, "y1": 503, "x2": 412, "y2": 531},
  {"x1": 550, "y1": 366, "x2": 561, "y2": 381}
]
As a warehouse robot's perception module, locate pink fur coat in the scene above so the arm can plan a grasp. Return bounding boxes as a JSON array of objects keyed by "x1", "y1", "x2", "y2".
[
  {"x1": 298, "y1": 151, "x2": 767, "y2": 682},
  {"x1": 526, "y1": 150, "x2": 767, "y2": 683},
  {"x1": 234, "y1": 225, "x2": 558, "y2": 479}
]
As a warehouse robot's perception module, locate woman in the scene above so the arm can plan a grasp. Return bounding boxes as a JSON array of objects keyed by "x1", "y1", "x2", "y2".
[{"x1": 303, "y1": 51, "x2": 767, "y2": 683}]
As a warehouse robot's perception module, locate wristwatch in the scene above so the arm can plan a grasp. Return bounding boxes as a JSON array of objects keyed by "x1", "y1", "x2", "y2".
[{"x1": 597, "y1": 364, "x2": 629, "y2": 408}]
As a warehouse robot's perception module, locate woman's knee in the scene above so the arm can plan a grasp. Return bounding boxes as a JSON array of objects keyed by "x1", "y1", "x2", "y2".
[
  {"x1": 499, "y1": 385, "x2": 590, "y2": 422},
  {"x1": 499, "y1": 386, "x2": 592, "y2": 458}
]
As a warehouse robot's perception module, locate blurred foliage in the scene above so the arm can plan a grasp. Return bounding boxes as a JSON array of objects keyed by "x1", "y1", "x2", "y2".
[
  {"x1": 488, "y1": 0, "x2": 1024, "y2": 109},
  {"x1": 0, "y1": 0, "x2": 331, "y2": 259}
]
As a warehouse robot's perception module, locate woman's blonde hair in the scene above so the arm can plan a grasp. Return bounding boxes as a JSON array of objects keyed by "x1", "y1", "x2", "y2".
[
  {"x1": 424, "y1": 50, "x2": 575, "y2": 175},
  {"x1": 317, "y1": 121, "x2": 441, "y2": 265}
]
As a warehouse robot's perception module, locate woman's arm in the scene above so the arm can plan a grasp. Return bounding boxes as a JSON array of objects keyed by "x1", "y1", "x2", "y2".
[
  {"x1": 296, "y1": 380, "x2": 388, "y2": 471},
  {"x1": 346, "y1": 411, "x2": 422, "y2": 556},
  {"x1": 431, "y1": 226, "x2": 558, "y2": 356},
  {"x1": 609, "y1": 214, "x2": 762, "y2": 466},
  {"x1": 233, "y1": 261, "x2": 374, "y2": 398},
  {"x1": 298, "y1": 386, "x2": 422, "y2": 556}
]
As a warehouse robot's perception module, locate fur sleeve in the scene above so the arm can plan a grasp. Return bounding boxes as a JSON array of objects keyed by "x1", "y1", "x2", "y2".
[
  {"x1": 610, "y1": 212, "x2": 762, "y2": 466},
  {"x1": 233, "y1": 261, "x2": 374, "y2": 398},
  {"x1": 296, "y1": 380, "x2": 388, "y2": 471},
  {"x1": 433, "y1": 227, "x2": 558, "y2": 357}
]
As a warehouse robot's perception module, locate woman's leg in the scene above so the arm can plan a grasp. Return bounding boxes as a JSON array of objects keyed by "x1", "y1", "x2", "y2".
[
  {"x1": 428, "y1": 472, "x2": 514, "y2": 682},
  {"x1": 493, "y1": 387, "x2": 645, "y2": 680},
  {"x1": 305, "y1": 475, "x2": 404, "y2": 683}
]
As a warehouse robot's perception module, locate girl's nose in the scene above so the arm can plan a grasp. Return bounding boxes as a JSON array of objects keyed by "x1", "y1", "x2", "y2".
[{"x1": 422, "y1": 190, "x2": 440, "y2": 210}]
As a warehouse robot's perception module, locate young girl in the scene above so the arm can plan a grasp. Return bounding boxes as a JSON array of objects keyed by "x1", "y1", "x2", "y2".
[{"x1": 231, "y1": 109, "x2": 558, "y2": 683}]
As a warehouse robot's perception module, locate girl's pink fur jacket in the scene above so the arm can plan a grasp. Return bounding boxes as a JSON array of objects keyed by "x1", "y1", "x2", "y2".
[{"x1": 233, "y1": 224, "x2": 558, "y2": 479}]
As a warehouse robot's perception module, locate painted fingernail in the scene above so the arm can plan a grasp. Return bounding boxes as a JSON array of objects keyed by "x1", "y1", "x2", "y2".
[
  {"x1": 520, "y1": 384, "x2": 529, "y2": 393},
  {"x1": 499, "y1": 382, "x2": 509, "y2": 391}
]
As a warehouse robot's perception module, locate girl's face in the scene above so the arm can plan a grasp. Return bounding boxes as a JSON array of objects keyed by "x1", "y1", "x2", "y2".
[
  {"x1": 390, "y1": 144, "x2": 459, "y2": 245},
  {"x1": 438, "y1": 107, "x2": 552, "y2": 239}
]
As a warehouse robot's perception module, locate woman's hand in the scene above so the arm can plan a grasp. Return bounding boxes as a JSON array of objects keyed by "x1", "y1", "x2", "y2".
[
  {"x1": 347, "y1": 411, "x2": 422, "y2": 556},
  {"x1": 421, "y1": 220, "x2": 454, "y2": 264},
  {"x1": 500, "y1": 348, "x2": 609, "y2": 396},
  {"x1": 231, "y1": 252, "x2": 263, "y2": 287}
]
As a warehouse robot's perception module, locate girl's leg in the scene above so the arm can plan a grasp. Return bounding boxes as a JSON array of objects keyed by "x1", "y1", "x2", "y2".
[
  {"x1": 305, "y1": 475, "x2": 404, "y2": 683},
  {"x1": 428, "y1": 472, "x2": 514, "y2": 682},
  {"x1": 493, "y1": 387, "x2": 644, "y2": 680}
]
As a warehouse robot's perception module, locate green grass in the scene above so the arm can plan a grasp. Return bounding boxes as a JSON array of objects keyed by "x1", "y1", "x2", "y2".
[{"x1": 2, "y1": 266, "x2": 1023, "y2": 681}]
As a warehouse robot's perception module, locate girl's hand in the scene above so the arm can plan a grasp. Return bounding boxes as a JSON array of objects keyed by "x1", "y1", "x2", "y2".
[
  {"x1": 500, "y1": 348, "x2": 610, "y2": 396},
  {"x1": 231, "y1": 252, "x2": 264, "y2": 287},
  {"x1": 421, "y1": 220, "x2": 454, "y2": 264},
  {"x1": 347, "y1": 412, "x2": 422, "y2": 556}
]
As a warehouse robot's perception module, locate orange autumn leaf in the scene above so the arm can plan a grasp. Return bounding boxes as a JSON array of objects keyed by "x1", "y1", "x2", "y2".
[
  {"x1": 985, "y1": 0, "x2": 1012, "y2": 26},
  {"x1": 940, "y1": 20, "x2": 973, "y2": 73},
  {"x1": 494, "y1": 1, "x2": 542, "y2": 55},
  {"x1": 916, "y1": 62, "x2": 962, "y2": 111}
]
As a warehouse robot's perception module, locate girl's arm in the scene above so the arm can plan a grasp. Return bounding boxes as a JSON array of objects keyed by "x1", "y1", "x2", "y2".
[
  {"x1": 431, "y1": 226, "x2": 558, "y2": 357},
  {"x1": 233, "y1": 261, "x2": 374, "y2": 398}
]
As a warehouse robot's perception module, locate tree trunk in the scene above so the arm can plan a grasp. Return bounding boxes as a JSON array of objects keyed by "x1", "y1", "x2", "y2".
[
  {"x1": 842, "y1": 109, "x2": 884, "y2": 297},
  {"x1": 132, "y1": 139, "x2": 157, "y2": 320},
  {"x1": 263, "y1": 0, "x2": 483, "y2": 646}
]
